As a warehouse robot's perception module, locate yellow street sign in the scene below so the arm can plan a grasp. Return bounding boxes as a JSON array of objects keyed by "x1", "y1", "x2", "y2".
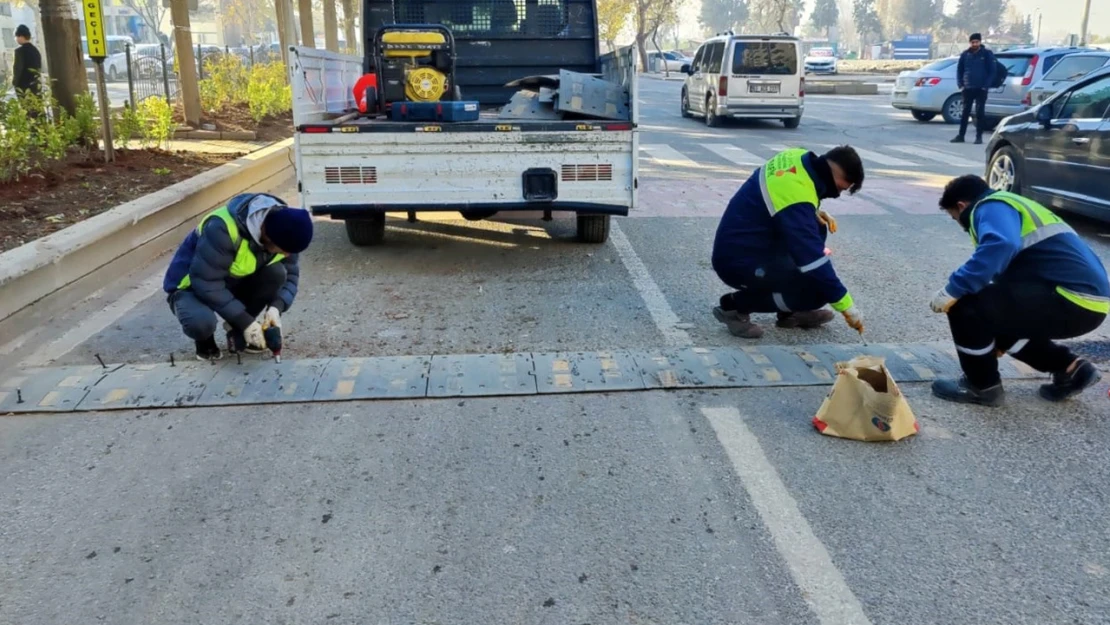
[{"x1": 83, "y1": 0, "x2": 107, "y2": 59}]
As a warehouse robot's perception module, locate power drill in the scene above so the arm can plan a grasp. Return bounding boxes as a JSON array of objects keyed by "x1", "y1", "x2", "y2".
[{"x1": 262, "y1": 321, "x2": 282, "y2": 362}]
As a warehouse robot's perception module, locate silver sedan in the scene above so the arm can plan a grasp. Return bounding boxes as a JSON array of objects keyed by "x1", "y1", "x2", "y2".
[{"x1": 890, "y1": 57, "x2": 965, "y2": 124}]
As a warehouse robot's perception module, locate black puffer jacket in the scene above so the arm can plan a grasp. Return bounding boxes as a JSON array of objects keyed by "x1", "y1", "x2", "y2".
[{"x1": 163, "y1": 193, "x2": 301, "y2": 330}]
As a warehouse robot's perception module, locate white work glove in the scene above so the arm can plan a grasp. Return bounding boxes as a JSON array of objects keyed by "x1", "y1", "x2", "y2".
[
  {"x1": 244, "y1": 321, "x2": 266, "y2": 351},
  {"x1": 262, "y1": 305, "x2": 282, "y2": 330},
  {"x1": 841, "y1": 305, "x2": 864, "y2": 333},
  {"x1": 817, "y1": 209, "x2": 838, "y2": 234},
  {"x1": 930, "y1": 287, "x2": 958, "y2": 313}
]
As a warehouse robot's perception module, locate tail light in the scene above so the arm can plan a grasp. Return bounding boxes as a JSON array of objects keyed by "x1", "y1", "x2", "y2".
[
  {"x1": 914, "y1": 77, "x2": 942, "y2": 87},
  {"x1": 718, "y1": 76, "x2": 728, "y2": 97},
  {"x1": 1021, "y1": 92, "x2": 1032, "y2": 106},
  {"x1": 1022, "y1": 55, "x2": 1039, "y2": 86},
  {"x1": 800, "y1": 77, "x2": 805, "y2": 97}
]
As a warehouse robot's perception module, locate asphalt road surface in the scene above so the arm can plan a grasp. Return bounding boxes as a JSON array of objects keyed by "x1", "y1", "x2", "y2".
[{"x1": 3, "y1": 78, "x2": 1110, "y2": 625}]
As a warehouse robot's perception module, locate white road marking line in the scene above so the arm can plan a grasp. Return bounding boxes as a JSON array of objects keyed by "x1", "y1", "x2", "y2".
[
  {"x1": 763, "y1": 143, "x2": 798, "y2": 154},
  {"x1": 609, "y1": 221, "x2": 691, "y2": 346},
  {"x1": 887, "y1": 145, "x2": 983, "y2": 168},
  {"x1": 818, "y1": 144, "x2": 918, "y2": 167},
  {"x1": 640, "y1": 143, "x2": 701, "y2": 168},
  {"x1": 20, "y1": 274, "x2": 163, "y2": 367},
  {"x1": 704, "y1": 143, "x2": 764, "y2": 166},
  {"x1": 702, "y1": 406, "x2": 874, "y2": 625}
]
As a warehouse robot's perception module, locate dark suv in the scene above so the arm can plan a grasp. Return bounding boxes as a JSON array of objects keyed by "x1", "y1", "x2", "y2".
[{"x1": 984, "y1": 65, "x2": 1110, "y2": 222}]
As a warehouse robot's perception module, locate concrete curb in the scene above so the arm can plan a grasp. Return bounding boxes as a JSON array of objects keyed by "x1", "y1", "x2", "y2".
[{"x1": 0, "y1": 138, "x2": 295, "y2": 336}]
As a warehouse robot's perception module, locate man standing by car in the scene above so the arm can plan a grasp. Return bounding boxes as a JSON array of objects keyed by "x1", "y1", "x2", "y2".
[
  {"x1": 711, "y1": 146, "x2": 866, "y2": 339},
  {"x1": 952, "y1": 32, "x2": 996, "y2": 145},
  {"x1": 929, "y1": 175, "x2": 1108, "y2": 406}
]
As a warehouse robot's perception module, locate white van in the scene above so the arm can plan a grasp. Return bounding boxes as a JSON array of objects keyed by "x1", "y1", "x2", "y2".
[{"x1": 680, "y1": 33, "x2": 805, "y2": 128}]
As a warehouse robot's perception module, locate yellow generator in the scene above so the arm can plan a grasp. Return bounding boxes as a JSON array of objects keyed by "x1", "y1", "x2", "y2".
[{"x1": 371, "y1": 24, "x2": 461, "y2": 115}]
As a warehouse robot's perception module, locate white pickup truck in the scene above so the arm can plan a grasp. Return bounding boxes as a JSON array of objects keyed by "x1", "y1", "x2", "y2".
[{"x1": 289, "y1": 45, "x2": 638, "y2": 246}]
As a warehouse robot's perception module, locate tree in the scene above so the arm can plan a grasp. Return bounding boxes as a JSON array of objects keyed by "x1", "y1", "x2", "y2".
[
  {"x1": 747, "y1": 0, "x2": 805, "y2": 33},
  {"x1": 952, "y1": 0, "x2": 1008, "y2": 38},
  {"x1": 853, "y1": 0, "x2": 882, "y2": 48},
  {"x1": 120, "y1": 0, "x2": 169, "y2": 45},
  {"x1": 632, "y1": 0, "x2": 681, "y2": 73},
  {"x1": 598, "y1": 0, "x2": 634, "y2": 49},
  {"x1": 898, "y1": 0, "x2": 941, "y2": 33},
  {"x1": 810, "y1": 0, "x2": 839, "y2": 36},
  {"x1": 700, "y1": 0, "x2": 749, "y2": 35},
  {"x1": 339, "y1": 0, "x2": 357, "y2": 53},
  {"x1": 38, "y1": 0, "x2": 90, "y2": 116}
]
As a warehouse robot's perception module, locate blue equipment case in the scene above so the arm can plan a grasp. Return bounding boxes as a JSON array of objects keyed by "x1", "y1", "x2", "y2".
[{"x1": 390, "y1": 101, "x2": 481, "y2": 122}]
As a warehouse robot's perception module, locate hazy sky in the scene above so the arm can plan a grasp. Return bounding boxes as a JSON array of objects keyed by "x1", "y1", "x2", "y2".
[{"x1": 943, "y1": 0, "x2": 1108, "y2": 38}]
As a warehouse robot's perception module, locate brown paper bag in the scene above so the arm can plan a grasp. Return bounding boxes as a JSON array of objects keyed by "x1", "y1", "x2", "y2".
[{"x1": 812, "y1": 355, "x2": 920, "y2": 442}]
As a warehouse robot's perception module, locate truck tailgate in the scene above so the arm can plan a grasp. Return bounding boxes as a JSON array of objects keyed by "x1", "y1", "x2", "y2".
[{"x1": 297, "y1": 128, "x2": 636, "y2": 214}]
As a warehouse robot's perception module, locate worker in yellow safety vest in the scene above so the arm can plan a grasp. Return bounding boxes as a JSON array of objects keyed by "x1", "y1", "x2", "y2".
[
  {"x1": 163, "y1": 194, "x2": 313, "y2": 361},
  {"x1": 930, "y1": 175, "x2": 1108, "y2": 406},
  {"x1": 711, "y1": 146, "x2": 866, "y2": 339}
]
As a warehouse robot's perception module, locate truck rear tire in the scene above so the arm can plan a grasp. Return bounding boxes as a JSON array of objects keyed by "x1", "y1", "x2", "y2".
[
  {"x1": 577, "y1": 215, "x2": 610, "y2": 243},
  {"x1": 345, "y1": 215, "x2": 386, "y2": 246}
]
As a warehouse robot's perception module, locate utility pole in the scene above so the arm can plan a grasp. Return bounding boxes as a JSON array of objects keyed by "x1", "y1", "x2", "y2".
[
  {"x1": 1079, "y1": 0, "x2": 1091, "y2": 47},
  {"x1": 1036, "y1": 13, "x2": 1042, "y2": 47},
  {"x1": 170, "y1": 0, "x2": 201, "y2": 126}
]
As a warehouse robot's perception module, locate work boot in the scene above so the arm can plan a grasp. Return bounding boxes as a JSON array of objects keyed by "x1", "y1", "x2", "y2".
[
  {"x1": 195, "y1": 335, "x2": 223, "y2": 361},
  {"x1": 712, "y1": 305, "x2": 739, "y2": 324},
  {"x1": 776, "y1": 310, "x2": 834, "y2": 329},
  {"x1": 950, "y1": 135, "x2": 965, "y2": 143},
  {"x1": 974, "y1": 134, "x2": 983, "y2": 145},
  {"x1": 713, "y1": 303, "x2": 763, "y2": 338},
  {"x1": 931, "y1": 376, "x2": 1004, "y2": 407},
  {"x1": 1039, "y1": 359, "x2": 1101, "y2": 402}
]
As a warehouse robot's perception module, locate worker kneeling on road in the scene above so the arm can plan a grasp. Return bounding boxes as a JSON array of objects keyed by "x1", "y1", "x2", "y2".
[
  {"x1": 162, "y1": 194, "x2": 314, "y2": 361},
  {"x1": 711, "y1": 146, "x2": 866, "y2": 338},
  {"x1": 930, "y1": 175, "x2": 1108, "y2": 406}
]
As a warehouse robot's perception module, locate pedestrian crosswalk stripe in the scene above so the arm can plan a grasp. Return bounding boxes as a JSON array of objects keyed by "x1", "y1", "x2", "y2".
[
  {"x1": 887, "y1": 144, "x2": 983, "y2": 168},
  {"x1": 762, "y1": 143, "x2": 798, "y2": 154},
  {"x1": 640, "y1": 144, "x2": 701, "y2": 167},
  {"x1": 703, "y1": 143, "x2": 764, "y2": 166},
  {"x1": 818, "y1": 144, "x2": 918, "y2": 167}
]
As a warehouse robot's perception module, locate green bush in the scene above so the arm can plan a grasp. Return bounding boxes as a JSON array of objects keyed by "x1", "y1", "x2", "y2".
[
  {"x1": 0, "y1": 83, "x2": 79, "y2": 183},
  {"x1": 246, "y1": 62, "x2": 292, "y2": 121},
  {"x1": 200, "y1": 54, "x2": 250, "y2": 111},
  {"x1": 112, "y1": 105, "x2": 145, "y2": 146},
  {"x1": 139, "y1": 96, "x2": 175, "y2": 150},
  {"x1": 197, "y1": 57, "x2": 291, "y2": 121}
]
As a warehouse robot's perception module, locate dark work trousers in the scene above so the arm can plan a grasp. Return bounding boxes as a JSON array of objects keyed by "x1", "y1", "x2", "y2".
[
  {"x1": 959, "y1": 88, "x2": 989, "y2": 138},
  {"x1": 167, "y1": 262, "x2": 287, "y2": 341},
  {"x1": 947, "y1": 278, "x2": 1106, "y2": 388},
  {"x1": 717, "y1": 224, "x2": 831, "y2": 314}
]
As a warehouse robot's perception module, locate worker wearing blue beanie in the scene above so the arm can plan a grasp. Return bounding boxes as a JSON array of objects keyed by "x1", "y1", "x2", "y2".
[{"x1": 163, "y1": 193, "x2": 314, "y2": 361}]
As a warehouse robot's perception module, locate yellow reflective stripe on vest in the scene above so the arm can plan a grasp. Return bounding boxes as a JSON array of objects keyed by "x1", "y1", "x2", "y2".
[
  {"x1": 969, "y1": 191, "x2": 1075, "y2": 250},
  {"x1": 759, "y1": 149, "x2": 820, "y2": 216},
  {"x1": 176, "y1": 206, "x2": 286, "y2": 291},
  {"x1": 1056, "y1": 286, "x2": 1110, "y2": 314}
]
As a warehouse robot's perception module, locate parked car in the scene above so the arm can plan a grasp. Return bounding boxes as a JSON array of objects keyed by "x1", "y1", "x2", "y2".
[
  {"x1": 680, "y1": 33, "x2": 805, "y2": 128},
  {"x1": 1024, "y1": 51, "x2": 1110, "y2": 109},
  {"x1": 983, "y1": 46, "x2": 1095, "y2": 125},
  {"x1": 984, "y1": 65, "x2": 1110, "y2": 222},
  {"x1": 891, "y1": 57, "x2": 964, "y2": 123},
  {"x1": 804, "y1": 47, "x2": 838, "y2": 74},
  {"x1": 647, "y1": 50, "x2": 692, "y2": 72}
]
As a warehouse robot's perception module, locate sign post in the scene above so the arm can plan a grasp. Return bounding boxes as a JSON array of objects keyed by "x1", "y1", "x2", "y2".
[{"x1": 82, "y1": 0, "x2": 115, "y2": 162}]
